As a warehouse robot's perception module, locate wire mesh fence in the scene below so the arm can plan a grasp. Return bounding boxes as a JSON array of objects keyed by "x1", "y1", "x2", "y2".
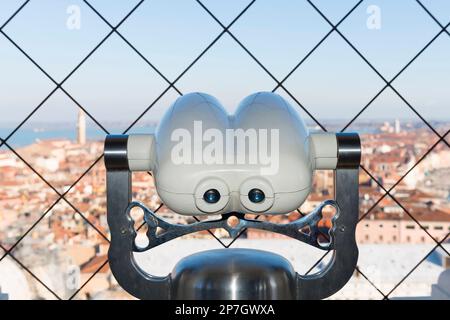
[{"x1": 0, "y1": 0, "x2": 449, "y2": 300}]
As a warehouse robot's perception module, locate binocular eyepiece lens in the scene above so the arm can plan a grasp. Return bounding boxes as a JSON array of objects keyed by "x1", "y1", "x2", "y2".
[
  {"x1": 203, "y1": 189, "x2": 221, "y2": 204},
  {"x1": 248, "y1": 189, "x2": 265, "y2": 203}
]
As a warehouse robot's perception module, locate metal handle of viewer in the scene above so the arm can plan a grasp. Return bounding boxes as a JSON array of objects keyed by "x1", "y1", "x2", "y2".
[
  {"x1": 105, "y1": 135, "x2": 171, "y2": 299},
  {"x1": 296, "y1": 133, "x2": 361, "y2": 299}
]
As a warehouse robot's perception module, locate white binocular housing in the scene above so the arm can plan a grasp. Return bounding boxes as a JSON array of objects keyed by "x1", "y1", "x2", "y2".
[{"x1": 121, "y1": 92, "x2": 357, "y2": 216}]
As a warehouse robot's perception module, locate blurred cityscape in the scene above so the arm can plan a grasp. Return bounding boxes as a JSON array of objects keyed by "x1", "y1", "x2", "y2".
[{"x1": 0, "y1": 111, "x2": 449, "y2": 300}]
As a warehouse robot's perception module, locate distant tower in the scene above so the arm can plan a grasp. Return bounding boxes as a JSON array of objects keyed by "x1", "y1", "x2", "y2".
[
  {"x1": 77, "y1": 109, "x2": 86, "y2": 145},
  {"x1": 394, "y1": 119, "x2": 401, "y2": 134}
]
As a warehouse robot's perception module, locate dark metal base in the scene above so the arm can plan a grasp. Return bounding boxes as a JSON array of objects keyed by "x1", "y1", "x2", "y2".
[{"x1": 171, "y1": 248, "x2": 296, "y2": 300}]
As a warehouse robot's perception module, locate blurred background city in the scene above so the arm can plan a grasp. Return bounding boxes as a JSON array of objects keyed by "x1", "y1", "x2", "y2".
[{"x1": 0, "y1": 0, "x2": 449, "y2": 300}]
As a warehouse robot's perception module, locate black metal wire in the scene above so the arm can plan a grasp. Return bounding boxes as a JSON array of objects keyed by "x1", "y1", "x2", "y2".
[
  {"x1": 0, "y1": 0, "x2": 448, "y2": 300},
  {"x1": 358, "y1": 131, "x2": 450, "y2": 223},
  {"x1": 0, "y1": 243, "x2": 61, "y2": 299},
  {"x1": 122, "y1": 0, "x2": 258, "y2": 134},
  {"x1": 0, "y1": 1, "x2": 153, "y2": 263},
  {"x1": 0, "y1": 1, "x2": 152, "y2": 260},
  {"x1": 340, "y1": 22, "x2": 450, "y2": 132},
  {"x1": 82, "y1": 0, "x2": 183, "y2": 96},
  {"x1": 70, "y1": 202, "x2": 162, "y2": 300},
  {"x1": 69, "y1": 259, "x2": 109, "y2": 300},
  {"x1": 196, "y1": 0, "x2": 328, "y2": 132},
  {"x1": 385, "y1": 232, "x2": 449, "y2": 297},
  {"x1": 416, "y1": 0, "x2": 450, "y2": 36},
  {"x1": 362, "y1": 159, "x2": 450, "y2": 256},
  {"x1": 272, "y1": 0, "x2": 364, "y2": 91},
  {"x1": 1, "y1": 142, "x2": 109, "y2": 242},
  {"x1": 0, "y1": 154, "x2": 107, "y2": 262},
  {"x1": 0, "y1": 0, "x2": 29, "y2": 30},
  {"x1": 306, "y1": 0, "x2": 450, "y2": 149}
]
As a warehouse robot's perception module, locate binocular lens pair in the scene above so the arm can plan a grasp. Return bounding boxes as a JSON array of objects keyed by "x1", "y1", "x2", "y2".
[{"x1": 203, "y1": 188, "x2": 265, "y2": 204}]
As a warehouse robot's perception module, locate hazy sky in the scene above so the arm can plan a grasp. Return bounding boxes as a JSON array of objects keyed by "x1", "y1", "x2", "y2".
[{"x1": 0, "y1": 0, "x2": 449, "y2": 134}]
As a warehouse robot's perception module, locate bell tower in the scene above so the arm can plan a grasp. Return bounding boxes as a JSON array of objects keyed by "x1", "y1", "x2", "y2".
[{"x1": 77, "y1": 109, "x2": 86, "y2": 145}]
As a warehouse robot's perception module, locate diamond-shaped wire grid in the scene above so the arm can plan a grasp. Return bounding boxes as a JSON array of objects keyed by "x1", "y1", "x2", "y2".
[{"x1": 0, "y1": 0, "x2": 448, "y2": 300}]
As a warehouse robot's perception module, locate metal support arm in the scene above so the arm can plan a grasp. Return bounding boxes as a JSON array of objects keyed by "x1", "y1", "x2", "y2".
[{"x1": 105, "y1": 136, "x2": 171, "y2": 299}]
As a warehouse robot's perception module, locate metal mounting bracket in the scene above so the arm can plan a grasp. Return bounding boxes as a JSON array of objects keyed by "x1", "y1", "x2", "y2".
[{"x1": 104, "y1": 133, "x2": 360, "y2": 300}]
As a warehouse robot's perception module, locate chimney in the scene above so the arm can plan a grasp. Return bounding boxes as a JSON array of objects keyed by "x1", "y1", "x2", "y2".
[{"x1": 394, "y1": 119, "x2": 401, "y2": 134}]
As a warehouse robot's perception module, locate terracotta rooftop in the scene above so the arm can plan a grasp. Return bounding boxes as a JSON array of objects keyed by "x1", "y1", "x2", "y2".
[{"x1": 80, "y1": 255, "x2": 109, "y2": 274}]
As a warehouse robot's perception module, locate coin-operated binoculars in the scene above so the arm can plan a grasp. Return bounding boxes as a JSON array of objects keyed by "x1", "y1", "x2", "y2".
[{"x1": 104, "y1": 92, "x2": 361, "y2": 300}]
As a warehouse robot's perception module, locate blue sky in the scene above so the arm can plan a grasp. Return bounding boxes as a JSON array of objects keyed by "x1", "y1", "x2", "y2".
[{"x1": 0, "y1": 0, "x2": 449, "y2": 134}]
